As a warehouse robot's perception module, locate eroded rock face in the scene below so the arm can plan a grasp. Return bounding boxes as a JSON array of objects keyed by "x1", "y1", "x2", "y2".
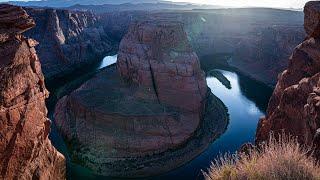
[
  {"x1": 231, "y1": 26, "x2": 304, "y2": 86},
  {"x1": 98, "y1": 9, "x2": 305, "y2": 86},
  {"x1": 54, "y1": 20, "x2": 228, "y2": 177},
  {"x1": 117, "y1": 21, "x2": 207, "y2": 112},
  {"x1": 304, "y1": 1, "x2": 320, "y2": 38},
  {"x1": 256, "y1": 1, "x2": 320, "y2": 157},
  {"x1": 21, "y1": 7, "x2": 304, "y2": 85},
  {"x1": 24, "y1": 8, "x2": 115, "y2": 79},
  {"x1": 0, "y1": 4, "x2": 65, "y2": 179}
]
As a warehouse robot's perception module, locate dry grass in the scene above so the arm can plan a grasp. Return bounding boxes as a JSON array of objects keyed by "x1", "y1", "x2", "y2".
[{"x1": 203, "y1": 134, "x2": 320, "y2": 180}]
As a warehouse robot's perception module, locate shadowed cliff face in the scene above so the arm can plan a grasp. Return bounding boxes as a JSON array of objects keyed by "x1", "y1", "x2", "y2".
[
  {"x1": 101, "y1": 9, "x2": 305, "y2": 86},
  {"x1": 180, "y1": 9, "x2": 305, "y2": 86},
  {"x1": 0, "y1": 4, "x2": 65, "y2": 179},
  {"x1": 256, "y1": 1, "x2": 320, "y2": 158},
  {"x1": 24, "y1": 8, "x2": 116, "y2": 80},
  {"x1": 21, "y1": 7, "x2": 304, "y2": 86}
]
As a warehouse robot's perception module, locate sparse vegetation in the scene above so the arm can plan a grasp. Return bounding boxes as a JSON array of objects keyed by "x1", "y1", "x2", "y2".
[{"x1": 203, "y1": 134, "x2": 320, "y2": 180}]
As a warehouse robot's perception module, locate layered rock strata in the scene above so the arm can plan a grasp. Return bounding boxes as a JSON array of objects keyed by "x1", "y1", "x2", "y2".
[
  {"x1": 256, "y1": 1, "x2": 320, "y2": 158},
  {"x1": 0, "y1": 4, "x2": 65, "y2": 179},
  {"x1": 22, "y1": 7, "x2": 304, "y2": 85},
  {"x1": 24, "y1": 8, "x2": 115, "y2": 80},
  {"x1": 54, "y1": 20, "x2": 228, "y2": 177},
  {"x1": 117, "y1": 21, "x2": 208, "y2": 112},
  {"x1": 100, "y1": 9, "x2": 305, "y2": 86}
]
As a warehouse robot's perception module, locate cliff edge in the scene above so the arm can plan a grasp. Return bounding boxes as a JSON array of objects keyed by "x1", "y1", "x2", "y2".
[
  {"x1": 0, "y1": 4, "x2": 65, "y2": 179},
  {"x1": 256, "y1": 1, "x2": 320, "y2": 158}
]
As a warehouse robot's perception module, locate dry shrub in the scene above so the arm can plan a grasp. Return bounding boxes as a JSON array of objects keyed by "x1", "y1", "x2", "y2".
[{"x1": 203, "y1": 134, "x2": 320, "y2": 180}]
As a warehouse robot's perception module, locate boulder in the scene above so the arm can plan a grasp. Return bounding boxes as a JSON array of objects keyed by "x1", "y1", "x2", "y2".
[{"x1": 0, "y1": 4, "x2": 35, "y2": 42}]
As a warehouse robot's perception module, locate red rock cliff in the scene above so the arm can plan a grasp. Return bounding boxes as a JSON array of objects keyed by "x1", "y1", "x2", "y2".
[
  {"x1": 256, "y1": 1, "x2": 320, "y2": 157},
  {"x1": 0, "y1": 4, "x2": 65, "y2": 179},
  {"x1": 117, "y1": 20, "x2": 207, "y2": 112}
]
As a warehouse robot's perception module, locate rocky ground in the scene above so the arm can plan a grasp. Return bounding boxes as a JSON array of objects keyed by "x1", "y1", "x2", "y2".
[
  {"x1": 54, "y1": 20, "x2": 228, "y2": 177},
  {"x1": 0, "y1": 4, "x2": 65, "y2": 179},
  {"x1": 256, "y1": 1, "x2": 320, "y2": 159}
]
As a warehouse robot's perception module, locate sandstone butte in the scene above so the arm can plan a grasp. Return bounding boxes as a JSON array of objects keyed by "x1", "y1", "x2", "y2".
[
  {"x1": 256, "y1": 1, "x2": 320, "y2": 158},
  {"x1": 0, "y1": 4, "x2": 65, "y2": 180},
  {"x1": 54, "y1": 20, "x2": 228, "y2": 177}
]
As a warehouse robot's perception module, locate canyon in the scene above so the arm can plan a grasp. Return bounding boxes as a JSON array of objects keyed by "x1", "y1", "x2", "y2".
[
  {"x1": 54, "y1": 19, "x2": 228, "y2": 177},
  {"x1": 0, "y1": 4, "x2": 65, "y2": 179},
  {"x1": 24, "y1": 8, "x2": 117, "y2": 80},
  {"x1": 256, "y1": 0, "x2": 320, "y2": 158},
  {"x1": 170, "y1": 9, "x2": 305, "y2": 86},
  {"x1": 0, "y1": 1, "x2": 316, "y2": 179},
  {"x1": 24, "y1": 7, "x2": 304, "y2": 86}
]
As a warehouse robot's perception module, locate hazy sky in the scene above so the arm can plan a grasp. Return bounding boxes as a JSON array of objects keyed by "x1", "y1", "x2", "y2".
[
  {"x1": 0, "y1": 0, "x2": 310, "y2": 9},
  {"x1": 171, "y1": 0, "x2": 310, "y2": 9}
]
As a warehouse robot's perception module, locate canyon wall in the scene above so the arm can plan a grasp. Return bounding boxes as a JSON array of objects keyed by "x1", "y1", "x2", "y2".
[
  {"x1": 54, "y1": 19, "x2": 228, "y2": 177},
  {"x1": 24, "y1": 8, "x2": 116, "y2": 80},
  {"x1": 182, "y1": 9, "x2": 305, "y2": 86},
  {"x1": 99, "y1": 9, "x2": 305, "y2": 86},
  {"x1": 0, "y1": 4, "x2": 65, "y2": 179},
  {"x1": 21, "y1": 7, "x2": 304, "y2": 86},
  {"x1": 256, "y1": 1, "x2": 320, "y2": 157}
]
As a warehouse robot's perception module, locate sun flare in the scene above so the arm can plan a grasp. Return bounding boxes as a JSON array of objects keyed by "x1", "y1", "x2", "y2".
[{"x1": 170, "y1": 0, "x2": 309, "y2": 9}]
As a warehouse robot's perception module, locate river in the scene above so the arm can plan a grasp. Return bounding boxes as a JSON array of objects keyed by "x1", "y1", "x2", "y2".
[
  {"x1": 46, "y1": 54, "x2": 273, "y2": 180},
  {"x1": 158, "y1": 69, "x2": 272, "y2": 179}
]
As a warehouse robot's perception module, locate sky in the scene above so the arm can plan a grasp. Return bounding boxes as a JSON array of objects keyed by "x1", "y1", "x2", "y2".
[
  {"x1": 0, "y1": 0, "x2": 310, "y2": 9},
  {"x1": 171, "y1": 0, "x2": 310, "y2": 9}
]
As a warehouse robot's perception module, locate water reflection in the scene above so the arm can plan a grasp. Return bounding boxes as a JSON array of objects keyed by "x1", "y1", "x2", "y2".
[
  {"x1": 207, "y1": 70, "x2": 265, "y2": 146},
  {"x1": 237, "y1": 74, "x2": 273, "y2": 113},
  {"x1": 47, "y1": 55, "x2": 272, "y2": 180},
  {"x1": 159, "y1": 69, "x2": 271, "y2": 179},
  {"x1": 99, "y1": 55, "x2": 118, "y2": 69}
]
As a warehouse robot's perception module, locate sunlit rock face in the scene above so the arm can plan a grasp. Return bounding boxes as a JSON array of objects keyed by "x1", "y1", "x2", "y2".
[
  {"x1": 24, "y1": 8, "x2": 114, "y2": 80},
  {"x1": 0, "y1": 4, "x2": 65, "y2": 179},
  {"x1": 256, "y1": 1, "x2": 320, "y2": 158},
  {"x1": 117, "y1": 20, "x2": 208, "y2": 112},
  {"x1": 54, "y1": 20, "x2": 228, "y2": 177}
]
